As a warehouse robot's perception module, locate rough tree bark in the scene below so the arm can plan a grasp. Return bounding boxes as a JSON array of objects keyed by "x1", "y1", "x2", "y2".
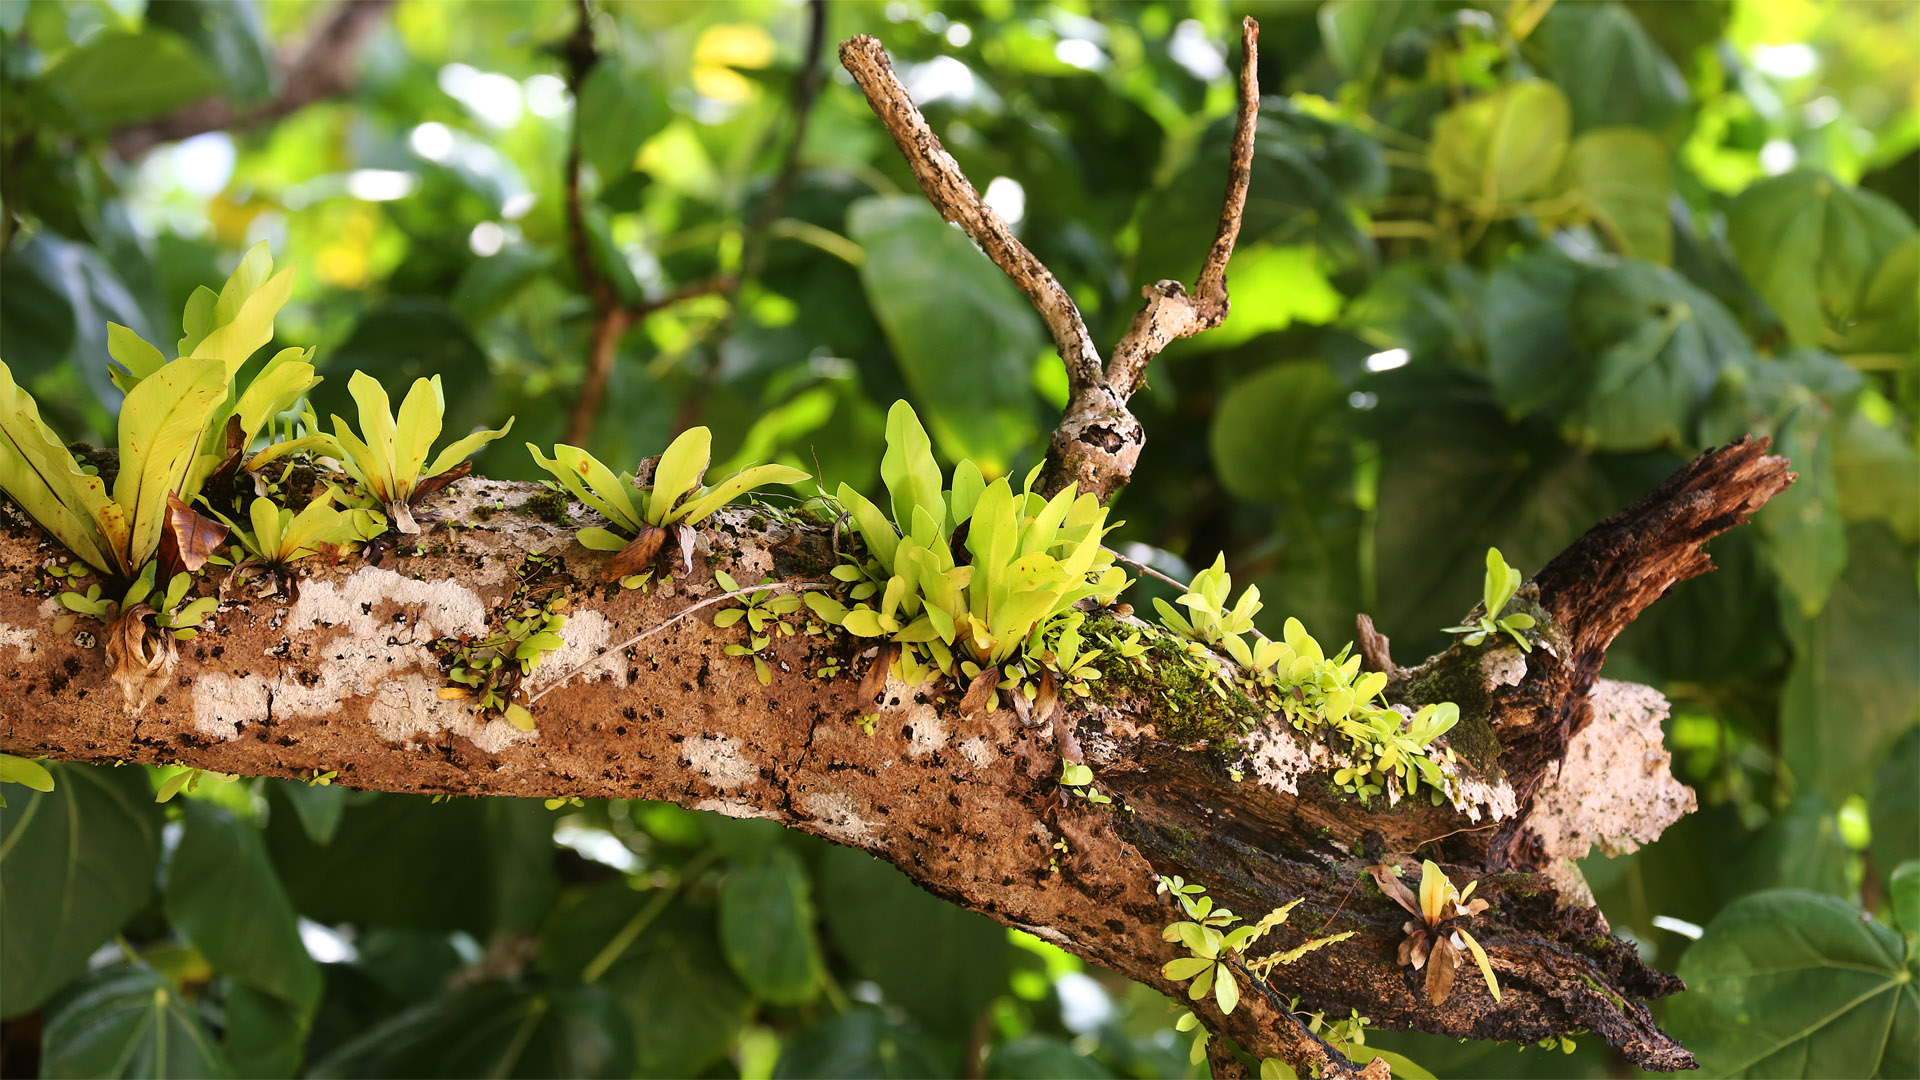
[{"x1": 0, "y1": 24, "x2": 1794, "y2": 1080}]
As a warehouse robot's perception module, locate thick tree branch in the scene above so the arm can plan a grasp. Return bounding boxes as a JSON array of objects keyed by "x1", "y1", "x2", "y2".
[
  {"x1": 842, "y1": 23, "x2": 1260, "y2": 504},
  {"x1": 110, "y1": 1, "x2": 396, "y2": 160},
  {"x1": 0, "y1": 440, "x2": 1792, "y2": 1076}
]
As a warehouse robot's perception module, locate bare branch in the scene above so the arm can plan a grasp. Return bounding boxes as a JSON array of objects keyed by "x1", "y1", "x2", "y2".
[
  {"x1": 1104, "y1": 16, "x2": 1260, "y2": 400},
  {"x1": 838, "y1": 34, "x2": 1105, "y2": 395},
  {"x1": 110, "y1": 1, "x2": 396, "y2": 160},
  {"x1": 671, "y1": 0, "x2": 832, "y2": 435}
]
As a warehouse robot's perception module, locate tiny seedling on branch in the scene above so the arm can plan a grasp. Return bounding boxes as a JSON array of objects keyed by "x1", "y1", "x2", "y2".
[
  {"x1": 1442, "y1": 547, "x2": 1537, "y2": 652},
  {"x1": 714, "y1": 569, "x2": 804, "y2": 685},
  {"x1": 527, "y1": 427, "x2": 808, "y2": 583},
  {"x1": 1372, "y1": 860, "x2": 1501, "y2": 1006},
  {"x1": 1156, "y1": 875, "x2": 1354, "y2": 1017}
]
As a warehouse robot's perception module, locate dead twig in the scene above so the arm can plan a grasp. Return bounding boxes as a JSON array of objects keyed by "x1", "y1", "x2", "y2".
[{"x1": 841, "y1": 20, "x2": 1261, "y2": 502}]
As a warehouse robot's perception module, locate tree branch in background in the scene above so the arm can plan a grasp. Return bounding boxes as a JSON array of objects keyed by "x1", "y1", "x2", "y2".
[
  {"x1": 558, "y1": 1, "x2": 738, "y2": 446},
  {"x1": 669, "y1": 0, "x2": 830, "y2": 436},
  {"x1": 841, "y1": 20, "x2": 1261, "y2": 503},
  {"x1": 110, "y1": 0, "x2": 397, "y2": 160}
]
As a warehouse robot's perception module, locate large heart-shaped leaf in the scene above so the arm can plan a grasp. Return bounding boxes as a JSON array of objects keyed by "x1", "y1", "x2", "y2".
[
  {"x1": 717, "y1": 848, "x2": 823, "y2": 1005},
  {"x1": 1726, "y1": 171, "x2": 1916, "y2": 348},
  {"x1": 0, "y1": 762, "x2": 163, "y2": 1017},
  {"x1": 847, "y1": 196, "x2": 1042, "y2": 471},
  {"x1": 1671, "y1": 890, "x2": 1918, "y2": 1078},
  {"x1": 40, "y1": 962, "x2": 233, "y2": 1079}
]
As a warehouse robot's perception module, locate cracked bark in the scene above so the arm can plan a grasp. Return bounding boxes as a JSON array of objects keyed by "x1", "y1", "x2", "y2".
[{"x1": 0, "y1": 437, "x2": 1790, "y2": 1077}]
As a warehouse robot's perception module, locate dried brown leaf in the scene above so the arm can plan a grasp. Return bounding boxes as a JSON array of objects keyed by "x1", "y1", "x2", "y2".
[
  {"x1": 960, "y1": 666, "x2": 1000, "y2": 717},
  {"x1": 1034, "y1": 669, "x2": 1060, "y2": 727},
  {"x1": 1370, "y1": 864, "x2": 1421, "y2": 919},
  {"x1": 1425, "y1": 937, "x2": 1458, "y2": 1005},
  {"x1": 105, "y1": 604, "x2": 174, "y2": 711},
  {"x1": 158, "y1": 494, "x2": 229, "y2": 581},
  {"x1": 859, "y1": 641, "x2": 900, "y2": 706},
  {"x1": 412, "y1": 458, "x2": 473, "y2": 506},
  {"x1": 604, "y1": 525, "x2": 667, "y2": 582}
]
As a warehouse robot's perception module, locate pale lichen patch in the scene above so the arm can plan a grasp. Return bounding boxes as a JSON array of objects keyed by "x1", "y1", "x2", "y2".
[
  {"x1": 799, "y1": 791, "x2": 880, "y2": 847},
  {"x1": 958, "y1": 736, "x2": 994, "y2": 768},
  {"x1": 696, "y1": 797, "x2": 786, "y2": 821},
  {"x1": 1528, "y1": 679, "x2": 1693, "y2": 858},
  {"x1": 1481, "y1": 646, "x2": 1527, "y2": 691},
  {"x1": 1244, "y1": 724, "x2": 1313, "y2": 795},
  {"x1": 365, "y1": 673, "x2": 530, "y2": 754},
  {"x1": 192, "y1": 673, "x2": 272, "y2": 740},
  {"x1": 686, "y1": 734, "x2": 759, "y2": 790},
  {"x1": 526, "y1": 608, "x2": 626, "y2": 690},
  {"x1": 287, "y1": 566, "x2": 488, "y2": 639},
  {"x1": 0, "y1": 624, "x2": 36, "y2": 656}
]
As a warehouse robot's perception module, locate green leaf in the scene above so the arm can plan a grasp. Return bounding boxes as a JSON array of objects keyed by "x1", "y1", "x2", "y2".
[
  {"x1": 1430, "y1": 80, "x2": 1571, "y2": 210},
  {"x1": 1835, "y1": 404, "x2": 1920, "y2": 543},
  {"x1": 772, "y1": 1007, "x2": 949, "y2": 1079},
  {"x1": 0, "y1": 358, "x2": 124, "y2": 575},
  {"x1": 1889, "y1": 862, "x2": 1920, "y2": 940},
  {"x1": 0, "y1": 753, "x2": 54, "y2": 793},
  {"x1": 1487, "y1": 253, "x2": 1744, "y2": 451},
  {"x1": 1670, "y1": 890, "x2": 1918, "y2": 1079},
  {"x1": 40, "y1": 31, "x2": 224, "y2": 128},
  {"x1": 308, "y1": 983, "x2": 633, "y2": 1079},
  {"x1": 113, "y1": 355, "x2": 230, "y2": 572},
  {"x1": 1209, "y1": 361, "x2": 1348, "y2": 506},
  {"x1": 1870, "y1": 729, "x2": 1920, "y2": 889},
  {"x1": 165, "y1": 801, "x2": 321, "y2": 1015},
  {"x1": 147, "y1": 0, "x2": 278, "y2": 106},
  {"x1": 717, "y1": 848, "x2": 823, "y2": 1005},
  {"x1": 985, "y1": 1035, "x2": 1112, "y2": 1079},
  {"x1": 1317, "y1": 0, "x2": 1437, "y2": 80},
  {"x1": 880, "y1": 400, "x2": 946, "y2": 534},
  {"x1": 40, "y1": 962, "x2": 233, "y2": 1079},
  {"x1": 266, "y1": 790, "x2": 555, "y2": 937},
  {"x1": 817, "y1": 846, "x2": 1011, "y2": 1038},
  {"x1": 1538, "y1": 2, "x2": 1689, "y2": 134},
  {"x1": 0, "y1": 762, "x2": 163, "y2": 1017},
  {"x1": 541, "y1": 894, "x2": 751, "y2": 1080},
  {"x1": 1562, "y1": 127, "x2": 1673, "y2": 264},
  {"x1": 1838, "y1": 234, "x2": 1919, "y2": 359},
  {"x1": 223, "y1": 983, "x2": 307, "y2": 1079},
  {"x1": 1780, "y1": 525, "x2": 1919, "y2": 803},
  {"x1": 649, "y1": 426, "x2": 712, "y2": 524},
  {"x1": 577, "y1": 59, "x2": 671, "y2": 181},
  {"x1": 1726, "y1": 171, "x2": 1917, "y2": 348},
  {"x1": 848, "y1": 196, "x2": 1042, "y2": 470},
  {"x1": 106, "y1": 322, "x2": 167, "y2": 393}
]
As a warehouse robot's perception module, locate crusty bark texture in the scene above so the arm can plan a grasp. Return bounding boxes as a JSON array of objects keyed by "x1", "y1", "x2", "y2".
[{"x1": 0, "y1": 438, "x2": 1792, "y2": 1077}]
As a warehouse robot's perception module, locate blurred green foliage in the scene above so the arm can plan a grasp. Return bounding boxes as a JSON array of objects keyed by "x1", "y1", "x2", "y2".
[{"x1": 0, "y1": 1, "x2": 1915, "y2": 1077}]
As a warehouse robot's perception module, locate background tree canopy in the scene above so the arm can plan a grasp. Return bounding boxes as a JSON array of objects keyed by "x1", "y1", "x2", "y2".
[{"x1": 0, "y1": 1, "x2": 1914, "y2": 1078}]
